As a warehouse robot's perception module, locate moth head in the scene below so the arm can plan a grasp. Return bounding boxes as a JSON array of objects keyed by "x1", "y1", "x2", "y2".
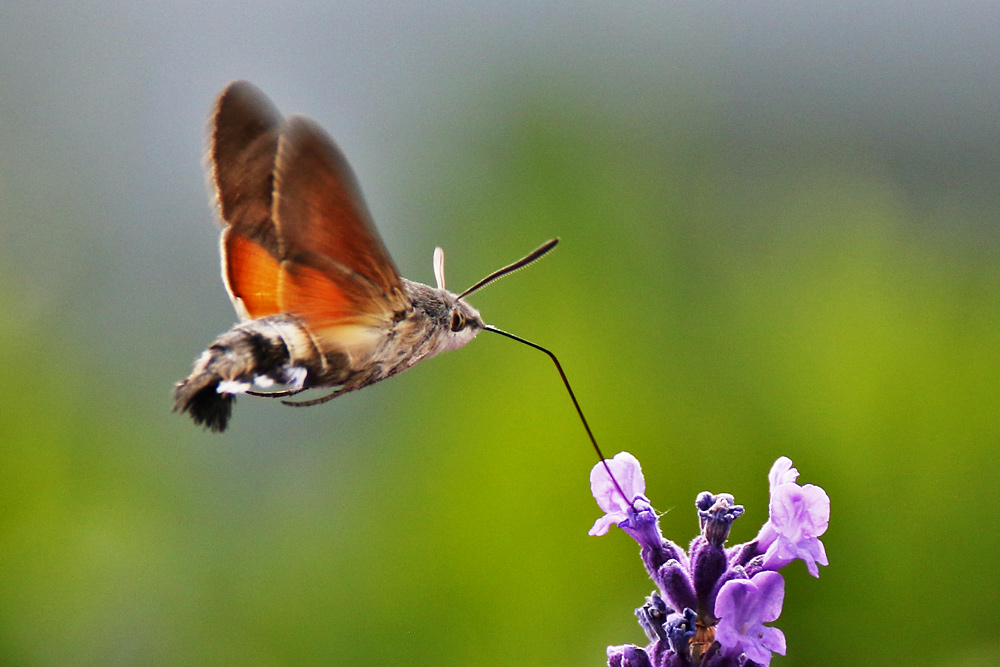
[
  {"x1": 423, "y1": 247, "x2": 484, "y2": 351},
  {"x1": 426, "y1": 240, "x2": 559, "y2": 351}
]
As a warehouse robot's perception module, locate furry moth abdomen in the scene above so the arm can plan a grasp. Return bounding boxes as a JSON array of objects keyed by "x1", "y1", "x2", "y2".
[
  {"x1": 174, "y1": 315, "x2": 327, "y2": 432},
  {"x1": 174, "y1": 279, "x2": 487, "y2": 431}
]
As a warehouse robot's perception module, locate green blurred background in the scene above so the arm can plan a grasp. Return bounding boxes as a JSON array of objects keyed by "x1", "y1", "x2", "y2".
[{"x1": 1, "y1": 2, "x2": 998, "y2": 665}]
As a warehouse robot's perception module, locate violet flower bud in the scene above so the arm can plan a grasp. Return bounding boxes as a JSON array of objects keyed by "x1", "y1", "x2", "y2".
[{"x1": 635, "y1": 591, "x2": 671, "y2": 644}]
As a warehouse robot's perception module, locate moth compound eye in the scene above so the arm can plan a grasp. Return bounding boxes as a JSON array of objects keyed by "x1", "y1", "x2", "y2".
[{"x1": 450, "y1": 310, "x2": 467, "y2": 332}]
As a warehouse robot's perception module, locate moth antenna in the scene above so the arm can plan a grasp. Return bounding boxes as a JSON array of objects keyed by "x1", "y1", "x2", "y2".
[
  {"x1": 484, "y1": 325, "x2": 633, "y2": 508},
  {"x1": 458, "y1": 239, "x2": 559, "y2": 300},
  {"x1": 433, "y1": 247, "x2": 446, "y2": 290}
]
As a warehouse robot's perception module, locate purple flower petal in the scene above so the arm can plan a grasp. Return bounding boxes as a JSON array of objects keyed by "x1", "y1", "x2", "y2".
[
  {"x1": 606, "y1": 645, "x2": 653, "y2": 667},
  {"x1": 756, "y1": 457, "x2": 830, "y2": 576},
  {"x1": 744, "y1": 626, "x2": 787, "y2": 666},
  {"x1": 589, "y1": 452, "x2": 646, "y2": 536},
  {"x1": 589, "y1": 512, "x2": 624, "y2": 538},
  {"x1": 763, "y1": 482, "x2": 830, "y2": 577},
  {"x1": 768, "y1": 456, "x2": 799, "y2": 491},
  {"x1": 714, "y1": 572, "x2": 787, "y2": 667}
]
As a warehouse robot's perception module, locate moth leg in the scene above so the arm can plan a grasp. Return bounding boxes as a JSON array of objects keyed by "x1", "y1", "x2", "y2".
[
  {"x1": 281, "y1": 387, "x2": 349, "y2": 407},
  {"x1": 246, "y1": 387, "x2": 307, "y2": 398}
]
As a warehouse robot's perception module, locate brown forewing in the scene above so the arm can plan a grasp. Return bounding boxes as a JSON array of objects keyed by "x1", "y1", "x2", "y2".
[
  {"x1": 212, "y1": 81, "x2": 285, "y2": 253},
  {"x1": 271, "y1": 115, "x2": 408, "y2": 333},
  {"x1": 212, "y1": 80, "x2": 284, "y2": 318},
  {"x1": 212, "y1": 81, "x2": 408, "y2": 332}
]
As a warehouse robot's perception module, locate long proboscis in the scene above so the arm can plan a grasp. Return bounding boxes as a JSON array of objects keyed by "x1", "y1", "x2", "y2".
[
  {"x1": 484, "y1": 325, "x2": 631, "y2": 508},
  {"x1": 458, "y1": 239, "x2": 560, "y2": 300}
]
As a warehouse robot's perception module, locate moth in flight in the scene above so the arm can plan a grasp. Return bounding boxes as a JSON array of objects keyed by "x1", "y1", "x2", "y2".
[{"x1": 175, "y1": 81, "x2": 556, "y2": 431}]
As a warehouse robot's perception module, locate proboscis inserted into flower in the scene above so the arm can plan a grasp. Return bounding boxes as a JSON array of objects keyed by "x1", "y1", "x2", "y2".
[
  {"x1": 589, "y1": 452, "x2": 649, "y2": 536},
  {"x1": 594, "y1": 454, "x2": 828, "y2": 667}
]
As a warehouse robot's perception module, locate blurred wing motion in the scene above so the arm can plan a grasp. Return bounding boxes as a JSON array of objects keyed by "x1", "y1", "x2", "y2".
[
  {"x1": 216, "y1": 81, "x2": 408, "y2": 331},
  {"x1": 175, "y1": 81, "x2": 412, "y2": 430}
]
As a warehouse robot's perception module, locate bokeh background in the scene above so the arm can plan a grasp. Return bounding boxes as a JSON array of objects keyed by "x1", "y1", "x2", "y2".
[{"x1": 2, "y1": 2, "x2": 998, "y2": 665}]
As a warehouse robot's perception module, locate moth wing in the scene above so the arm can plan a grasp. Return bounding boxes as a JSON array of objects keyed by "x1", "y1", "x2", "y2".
[
  {"x1": 211, "y1": 80, "x2": 285, "y2": 319},
  {"x1": 211, "y1": 81, "x2": 408, "y2": 339},
  {"x1": 272, "y1": 115, "x2": 409, "y2": 344}
]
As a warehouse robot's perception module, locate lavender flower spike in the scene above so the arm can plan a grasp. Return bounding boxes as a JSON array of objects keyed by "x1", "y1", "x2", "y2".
[
  {"x1": 714, "y1": 571, "x2": 787, "y2": 666},
  {"x1": 589, "y1": 452, "x2": 648, "y2": 536},
  {"x1": 757, "y1": 457, "x2": 830, "y2": 577},
  {"x1": 596, "y1": 454, "x2": 829, "y2": 666}
]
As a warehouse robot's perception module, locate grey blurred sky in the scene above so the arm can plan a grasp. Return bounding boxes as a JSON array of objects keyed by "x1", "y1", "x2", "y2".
[{"x1": 1, "y1": 0, "x2": 998, "y2": 382}]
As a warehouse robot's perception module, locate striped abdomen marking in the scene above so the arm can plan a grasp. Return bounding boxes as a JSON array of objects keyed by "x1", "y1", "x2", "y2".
[{"x1": 173, "y1": 315, "x2": 326, "y2": 431}]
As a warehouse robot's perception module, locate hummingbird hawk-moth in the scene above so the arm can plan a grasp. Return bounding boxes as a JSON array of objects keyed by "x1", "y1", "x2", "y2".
[{"x1": 174, "y1": 81, "x2": 557, "y2": 432}]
